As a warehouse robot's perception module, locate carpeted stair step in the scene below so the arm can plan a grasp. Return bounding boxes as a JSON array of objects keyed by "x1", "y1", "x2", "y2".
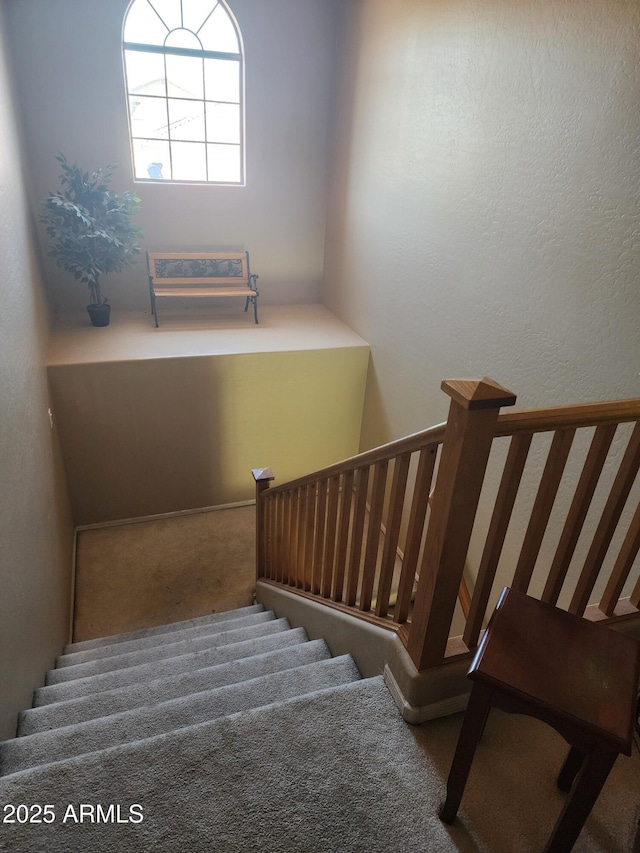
[
  {"x1": 34, "y1": 622, "x2": 303, "y2": 706},
  {"x1": 19, "y1": 639, "x2": 332, "y2": 735},
  {"x1": 56, "y1": 609, "x2": 277, "y2": 668},
  {"x1": 46, "y1": 613, "x2": 281, "y2": 684},
  {"x1": 62, "y1": 603, "x2": 265, "y2": 654},
  {"x1": 0, "y1": 677, "x2": 440, "y2": 853},
  {"x1": 1, "y1": 656, "x2": 361, "y2": 776}
]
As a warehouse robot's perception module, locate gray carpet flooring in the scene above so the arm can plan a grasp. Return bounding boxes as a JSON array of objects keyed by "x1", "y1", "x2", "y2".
[
  {"x1": 47, "y1": 612, "x2": 278, "y2": 683},
  {"x1": 62, "y1": 603, "x2": 265, "y2": 654},
  {"x1": 57, "y1": 607, "x2": 273, "y2": 667},
  {"x1": 35, "y1": 621, "x2": 302, "y2": 704},
  {"x1": 1, "y1": 606, "x2": 638, "y2": 853},
  {"x1": 19, "y1": 639, "x2": 332, "y2": 734}
]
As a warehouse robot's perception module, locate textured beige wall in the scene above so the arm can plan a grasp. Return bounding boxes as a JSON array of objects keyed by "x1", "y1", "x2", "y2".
[
  {"x1": 324, "y1": 0, "x2": 640, "y2": 607},
  {"x1": 325, "y1": 0, "x2": 640, "y2": 448},
  {"x1": 49, "y1": 346, "x2": 370, "y2": 526},
  {"x1": 0, "y1": 6, "x2": 74, "y2": 739},
  {"x1": 3, "y1": 0, "x2": 343, "y2": 315}
]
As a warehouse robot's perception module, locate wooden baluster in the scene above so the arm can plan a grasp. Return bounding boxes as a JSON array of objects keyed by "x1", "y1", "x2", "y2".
[
  {"x1": 599, "y1": 500, "x2": 640, "y2": 615},
  {"x1": 296, "y1": 485, "x2": 308, "y2": 589},
  {"x1": 282, "y1": 490, "x2": 292, "y2": 586},
  {"x1": 570, "y1": 422, "x2": 640, "y2": 615},
  {"x1": 322, "y1": 475, "x2": 340, "y2": 598},
  {"x1": 542, "y1": 425, "x2": 616, "y2": 605},
  {"x1": 394, "y1": 445, "x2": 438, "y2": 625},
  {"x1": 360, "y1": 460, "x2": 389, "y2": 612},
  {"x1": 463, "y1": 434, "x2": 532, "y2": 649},
  {"x1": 345, "y1": 466, "x2": 370, "y2": 607},
  {"x1": 288, "y1": 490, "x2": 297, "y2": 586},
  {"x1": 303, "y1": 482, "x2": 317, "y2": 591},
  {"x1": 332, "y1": 470, "x2": 354, "y2": 603},
  {"x1": 631, "y1": 573, "x2": 640, "y2": 609},
  {"x1": 289, "y1": 488, "x2": 300, "y2": 589},
  {"x1": 376, "y1": 453, "x2": 411, "y2": 618},
  {"x1": 280, "y1": 492, "x2": 288, "y2": 584},
  {"x1": 511, "y1": 429, "x2": 576, "y2": 594},
  {"x1": 252, "y1": 467, "x2": 274, "y2": 581},
  {"x1": 407, "y1": 378, "x2": 517, "y2": 671},
  {"x1": 458, "y1": 578, "x2": 472, "y2": 618},
  {"x1": 312, "y1": 480, "x2": 328, "y2": 595},
  {"x1": 279, "y1": 491, "x2": 286, "y2": 585},
  {"x1": 273, "y1": 493, "x2": 283, "y2": 583},
  {"x1": 264, "y1": 496, "x2": 273, "y2": 579}
]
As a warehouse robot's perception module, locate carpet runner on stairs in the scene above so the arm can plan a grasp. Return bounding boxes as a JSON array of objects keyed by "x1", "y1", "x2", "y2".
[{"x1": 0, "y1": 603, "x2": 448, "y2": 852}]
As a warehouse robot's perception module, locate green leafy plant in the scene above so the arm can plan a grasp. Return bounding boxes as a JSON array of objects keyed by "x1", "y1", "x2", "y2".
[{"x1": 42, "y1": 154, "x2": 142, "y2": 307}]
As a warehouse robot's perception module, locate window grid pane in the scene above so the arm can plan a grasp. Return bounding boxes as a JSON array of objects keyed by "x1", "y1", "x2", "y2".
[
  {"x1": 207, "y1": 143, "x2": 241, "y2": 183},
  {"x1": 124, "y1": 0, "x2": 244, "y2": 185},
  {"x1": 129, "y1": 95, "x2": 170, "y2": 140},
  {"x1": 123, "y1": 2, "x2": 168, "y2": 45},
  {"x1": 205, "y1": 102, "x2": 240, "y2": 144},
  {"x1": 197, "y1": 5, "x2": 240, "y2": 53},
  {"x1": 168, "y1": 99, "x2": 206, "y2": 142},
  {"x1": 125, "y1": 50, "x2": 165, "y2": 92},
  {"x1": 147, "y1": 0, "x2": 181, "y2": 33},
  {"x1": 132, "y1": 139, "x2": 172, "y2": 180},
  {"x1": 172, "y1": 141, "x2": 207, "y2": 181},
  {"x1": 165, "y1": 54, "x2": 204, "y2": 99},
  {"x1": 204, "y1": 58, "x2": 239, "y2": 104}
]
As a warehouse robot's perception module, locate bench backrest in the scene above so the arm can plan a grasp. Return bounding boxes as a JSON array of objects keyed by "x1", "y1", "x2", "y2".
[{"x1": 147, "y1": 252, "x2": 252, "y2": 287}]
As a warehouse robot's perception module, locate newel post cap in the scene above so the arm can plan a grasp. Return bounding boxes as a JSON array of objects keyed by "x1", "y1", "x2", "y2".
[
  {"x1": 252, "y1": 467, "x2": 275, "y2": 482},
  {"x1": 441, "y1": 377, "x2": 517, "y2": 411}
]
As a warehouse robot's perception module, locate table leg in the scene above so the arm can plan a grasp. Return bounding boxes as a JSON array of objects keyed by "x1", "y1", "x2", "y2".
[
  {"x1": 557, "y1": 745, "x2": 586, "y2": 792},
  {"x1": 439, "y1": 682, "x2": 493, "y2": 824},
  {"x1": 544, "y1": 742, "x2": 618, "y2": 853}
]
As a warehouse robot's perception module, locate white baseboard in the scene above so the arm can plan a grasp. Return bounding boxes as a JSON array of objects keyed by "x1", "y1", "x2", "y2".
[
  {"x1": 75, "y1": 500, "x2": 256, "y2": 532},
  {"x1": 383, "y1": 664, "x2": 469, "y2": 725}
]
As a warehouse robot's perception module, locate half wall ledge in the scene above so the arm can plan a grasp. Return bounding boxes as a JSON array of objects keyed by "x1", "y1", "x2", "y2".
[{"x1": 255, "y1": 580, "x2": 472, "y2": 724}]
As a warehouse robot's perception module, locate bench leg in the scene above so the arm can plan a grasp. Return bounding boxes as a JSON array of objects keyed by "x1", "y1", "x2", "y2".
[
  {"x1": 245, "y1": 295, "x2": 258, "y2": 323},
  {"x1": 149, "y1": 286, "x2": 159, "y2": 327},
  {"x1": 440, "y1": 682, "x2": 492, "y2": 824}
]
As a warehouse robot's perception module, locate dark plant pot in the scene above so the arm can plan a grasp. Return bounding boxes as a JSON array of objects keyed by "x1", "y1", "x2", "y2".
[{"x1": 87, "y1": 303, "x2": 111, "y2": 327}]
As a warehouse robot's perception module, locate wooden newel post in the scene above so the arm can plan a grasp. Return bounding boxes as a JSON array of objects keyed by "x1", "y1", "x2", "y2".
[
  {"x1": 252, "y1": 467, "x2": 274, "y2": 581},
  {"x1": 407, "y1": 378, "x2": 517, "y2": 671}
]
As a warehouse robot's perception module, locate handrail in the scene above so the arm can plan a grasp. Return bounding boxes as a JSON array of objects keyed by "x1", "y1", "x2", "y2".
[
  {"x1": 495, "y1": 398, "x2": 640, "y2": 435},
  {"x1": 264, "y1": 422, "x2": 447, "y2": 497},
  {"x1": 254, "y1": 380, "x2": 640, "y2": 675}
]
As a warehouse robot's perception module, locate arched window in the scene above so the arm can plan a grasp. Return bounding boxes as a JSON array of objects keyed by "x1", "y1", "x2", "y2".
[{"x1": 123, "y1": 0, "x2": 244, "y2": 185}]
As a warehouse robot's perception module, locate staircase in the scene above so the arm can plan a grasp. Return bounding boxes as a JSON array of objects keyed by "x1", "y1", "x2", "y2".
[{"x1": 0, "y1": 604, "x2": 442, "y2": 852}]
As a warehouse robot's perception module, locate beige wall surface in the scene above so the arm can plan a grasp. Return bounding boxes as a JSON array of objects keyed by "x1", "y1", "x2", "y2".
[
  {"x1": 0, "y1": 5, "x2": 74, "y2": 740},
  {"x1": 49, "y1": 346, "x2": 370, "y2": 526},
  {"x1": 3, "y1": 0, "x2": 343, "y2": 316},
  {"x1": 324, "y1": 0, "x2": 640, "y2": 609},
  {"x1": 325, "y1": 0, "x2": 640, "y2": 450}
]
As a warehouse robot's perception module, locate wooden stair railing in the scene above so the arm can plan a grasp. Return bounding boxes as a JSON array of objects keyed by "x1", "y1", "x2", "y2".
[{"x1": 253, "y1": 379, "x2": 640, "y2": 673}]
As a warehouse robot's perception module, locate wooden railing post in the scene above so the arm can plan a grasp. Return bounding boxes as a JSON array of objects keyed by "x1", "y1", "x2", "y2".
[
  {"x1": 252, "y1": 467, "x2": 274, "y2": 581},
  {"x1": 406, "y1": 378, "x2": 517, "y2": 671}
]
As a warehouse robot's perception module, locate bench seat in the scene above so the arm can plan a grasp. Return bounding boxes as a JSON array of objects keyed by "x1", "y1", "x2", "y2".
[
  {"x1": 153, "y1": 286, "x2": 257, "y2": 299},
  {"x1": 148, "y1": 251, "x2": 259, "y2": 326}
]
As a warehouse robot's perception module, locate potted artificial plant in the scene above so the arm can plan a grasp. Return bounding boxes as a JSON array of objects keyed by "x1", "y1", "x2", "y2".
[{"x1": 42, "y1": 154, "x2": 142, "y2": 326}]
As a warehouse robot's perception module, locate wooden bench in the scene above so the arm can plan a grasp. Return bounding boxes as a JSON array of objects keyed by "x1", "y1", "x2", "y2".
[{"x1": 147, "y1": 251, "x2": 259, "y2": 327}]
